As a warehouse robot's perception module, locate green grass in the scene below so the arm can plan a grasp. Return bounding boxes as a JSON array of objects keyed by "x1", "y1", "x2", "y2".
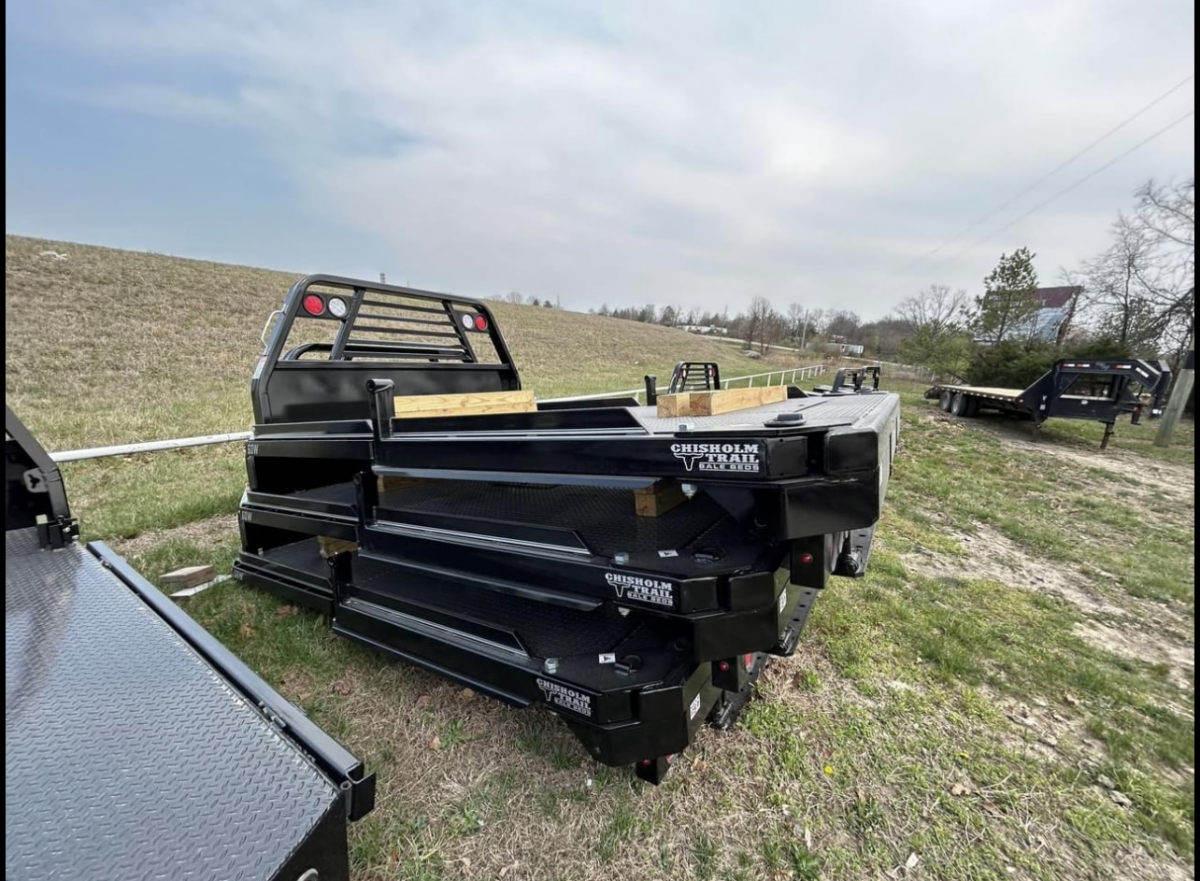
[{"x1": 6, "y1": 235, "x2": 1195, "y2": 881}]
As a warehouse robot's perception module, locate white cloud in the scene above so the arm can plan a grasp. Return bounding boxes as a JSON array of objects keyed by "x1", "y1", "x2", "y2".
[{"x1": 17, "y1": 0, "x2": 1199, "y2": 314}]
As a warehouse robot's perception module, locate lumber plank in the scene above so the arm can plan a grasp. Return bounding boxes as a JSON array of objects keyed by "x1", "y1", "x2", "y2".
[
  {"x1": 655, "y1": 393, "x2": 692, "y2": 419},
  {"x1": 160, "y1": 565, "x2": 215, "y2": 588},
  {"x1": 686, "y1": 386, "x2": 788, "y2": 416},
  {"x1": 318, "y1": 536, "x2": 358, "y2": 558},
  {"x1": 394, "y1": 390, "x2": 537, "y2": 419},
  {"x1": 377, "y1": 475, "x2": 424, "y2": 494},
  {"x1": 634, "y1": 480, "x2": 689, "y2": 518}
]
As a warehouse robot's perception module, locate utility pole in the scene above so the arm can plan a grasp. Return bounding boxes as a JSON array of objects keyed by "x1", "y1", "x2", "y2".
[
  {"x1": 380, "y1": 272, "x2": 386, "y2": 284},
  {"x1": 1155, "y1": 350, "x2": 1195, "y2": 448}
]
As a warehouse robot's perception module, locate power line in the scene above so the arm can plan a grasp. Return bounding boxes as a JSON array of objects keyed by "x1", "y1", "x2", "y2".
[
  {"x1": 918, "y1": 72, "x2": 1195, "y2": 262},
  {"x1": 943, "y1": 108, "x2": 1195, "y2": 261}
]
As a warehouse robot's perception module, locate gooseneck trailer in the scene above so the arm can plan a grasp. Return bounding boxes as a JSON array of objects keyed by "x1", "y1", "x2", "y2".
[
  {"x1": 926, "y1": 358, "x2": 1171, "y2": 449},
  {"x1": 236, "y1": 275, "x2": 901, "y2": 781},
  {"x1": 5, "y1": 407, "x2": 374, "y2": 881}
]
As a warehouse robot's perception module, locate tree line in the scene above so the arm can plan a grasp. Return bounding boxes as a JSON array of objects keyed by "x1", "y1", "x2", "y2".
[
  {"x1": 493, "y1": 176, "x2": 1193, "y2": 386},
  {"x1": 896, "y1": 177, "x2": 1193, "y2": 388}
]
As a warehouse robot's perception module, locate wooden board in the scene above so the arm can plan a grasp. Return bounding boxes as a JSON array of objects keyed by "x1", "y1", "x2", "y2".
[
  {"x1": 160, "y1": 565, "x2": 215, "y2": 588},
  {"x1": 394, "y1": 390, "x2": 537, "y2": 419},
  {"x1": 633, "y1": 480, "x2": 689, "y2": 518},
  {"x1": 655, "y1": 393, "x2": 691, "y2": 419},
  {"x1": 657, "y1": 385, "x2": 789, "y2": 418},
  {"x1": 687, "y1": 386, "x2": 788, "y2": 416},
  {"x1": 377, "y1": 475, "x2": 424, "y2": 494},
  {"x1": 318, "y1": 536, "x2": 358, "y2": 558}
]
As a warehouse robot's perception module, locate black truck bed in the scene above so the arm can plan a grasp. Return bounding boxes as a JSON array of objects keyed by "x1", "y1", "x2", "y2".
[
  {"x1": 5, "y1": 527, "x2": 364, "y2": 881},
  {"x1": 235, "y1": 275, "x2": 903, "y2": 781}
]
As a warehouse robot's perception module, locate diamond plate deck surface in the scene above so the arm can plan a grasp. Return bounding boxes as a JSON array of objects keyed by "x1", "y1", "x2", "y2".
[{"x1": 5, "y1": 528, "x2": 339, "y2": 881}]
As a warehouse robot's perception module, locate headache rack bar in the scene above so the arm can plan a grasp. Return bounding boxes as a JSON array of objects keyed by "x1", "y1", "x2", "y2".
[{"x1": 254, "y1": 275, "x2": 522, "y2": 425}]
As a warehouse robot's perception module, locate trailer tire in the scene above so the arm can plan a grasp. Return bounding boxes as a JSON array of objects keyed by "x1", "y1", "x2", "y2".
[
  {"x1": 939, "y1": 390, "x2": 953, "y2": 412},
  {"x1": 950, "y1": 392, "x2": 967, "y2": 417},
  {"x1": 965, "y1": 397, "x2": 982, "y2": 418}
]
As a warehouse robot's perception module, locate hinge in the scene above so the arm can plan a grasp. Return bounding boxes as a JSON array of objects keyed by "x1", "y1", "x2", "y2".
[{"x1": 36, "y1": 514, "x2": 80, "y2": 550}]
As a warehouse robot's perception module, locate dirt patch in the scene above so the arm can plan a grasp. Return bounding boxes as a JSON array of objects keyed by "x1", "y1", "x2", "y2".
[
  {"x1": 906, "y1": 522, "x2": 1195, "y2": 699},
  {"x1": 998, "y1": 435, "x2": 1195, "y2": 523},
  {"x1": 1074, "y1": 621, "x2": 1195, "y2": 696},
  {"x1": 108, "y1": 513, "x2": 239, "y2": 556},
  {"x1": 904, "y1": 522, "x2": 1127, "y2": 617}
]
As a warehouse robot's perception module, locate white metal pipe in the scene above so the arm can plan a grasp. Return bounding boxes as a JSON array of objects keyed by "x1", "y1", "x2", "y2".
[{"x1": 51, "y1": 431, "x2": 252, "y2": 463}]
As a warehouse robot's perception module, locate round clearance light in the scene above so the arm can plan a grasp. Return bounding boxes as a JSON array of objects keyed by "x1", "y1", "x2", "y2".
[
  {"x1": 301, "y1": 294, "x2": 326, "y2": 316},
  {"x1": 327, "y1": 296, "x2": 349, "y2": 318},
  {"x1": 474, "y1": 314, "x2": 489, "y2": 332},
  {"x1": 461, "y1": 313, "x2": 475, "y2": 330}
]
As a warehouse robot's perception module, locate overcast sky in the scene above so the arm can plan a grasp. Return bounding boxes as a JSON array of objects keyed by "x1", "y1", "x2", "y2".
[{"x1": 5, "y1": 1, "x2": 1195, "y2": 318}]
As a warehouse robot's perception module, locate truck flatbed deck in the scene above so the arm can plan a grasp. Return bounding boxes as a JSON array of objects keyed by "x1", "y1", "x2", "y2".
[{"x1": 6, "y1": 407, "x2": 374, "y2": 880}]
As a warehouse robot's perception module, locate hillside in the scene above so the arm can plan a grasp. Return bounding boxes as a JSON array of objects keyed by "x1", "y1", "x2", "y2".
[{"x1": 5, "y1": 235, "x2": 797, "y2": 450}]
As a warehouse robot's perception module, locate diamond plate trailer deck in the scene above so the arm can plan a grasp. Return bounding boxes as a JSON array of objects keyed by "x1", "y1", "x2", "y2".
[{"x1": 5, "y1": 406, "x2": 375, "y2": 881}]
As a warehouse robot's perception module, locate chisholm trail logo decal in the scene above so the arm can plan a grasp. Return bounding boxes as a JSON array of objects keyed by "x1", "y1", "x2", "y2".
[
  {"x1": 536, "y1": 679, "x2": 593, "y2": 717},
  {"x1": 605, "y1": 572, "x2": 675, "y2": 607},
  {"x1": 670, "y1": 442, "x2": 763, "y2": 473}
]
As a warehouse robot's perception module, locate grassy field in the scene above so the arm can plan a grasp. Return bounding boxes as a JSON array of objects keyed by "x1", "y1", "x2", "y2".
[{"x1": 5, "y1": 235, "x2": 1195, "y2": 881}]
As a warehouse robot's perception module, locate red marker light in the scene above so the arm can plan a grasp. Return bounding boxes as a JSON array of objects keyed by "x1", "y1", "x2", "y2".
[
  {"x1": 743, "y1": 653, "x2": 754, "y2": 672},
  {"x1": 798, "y1": 553, "x2": 814, "y2": 565},
  {"x1": 717, "y1": 661, "x2": 730, "y2": 673},
  {"x1": 302, "y1": 294, "x2": 326, "y2": 316},
  {"x1": 474, "y1": 314, "x2": 489, "y2": 332}
]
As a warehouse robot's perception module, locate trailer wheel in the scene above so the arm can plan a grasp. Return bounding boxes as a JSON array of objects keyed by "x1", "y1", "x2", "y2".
[
  {"x1": 939, "y1": 390, "x2": 953, "y2": 412},
  {"x1": 950, "y1": 392, "x2": 967, "y2": 417},
  {"x1": 965, "y1": 397, "x2": 982, "y2": 418}
]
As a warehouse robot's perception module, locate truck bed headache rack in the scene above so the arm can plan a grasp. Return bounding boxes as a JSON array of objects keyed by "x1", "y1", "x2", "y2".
[{"x1": 238, "y1": 276, "x2": 902, "y2": 781}]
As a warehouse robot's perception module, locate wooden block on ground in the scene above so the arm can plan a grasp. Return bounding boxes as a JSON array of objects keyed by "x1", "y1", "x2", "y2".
[
  {"x1": 686, "y1": 386, "x2": 788, "y2": 417},
  {"x1": 394, "y1": 390, "x2": 537, "y2": 419},
  {"x1": 160, "y1": 565, "x2": 216, "y2": 589},
  {"x1": 378, "y1": 475, "x2": 425, "y2": 494},
  {"x1": 655, "y1": 393, "x2": 691, "y2": 419},
  {"x1": 634, "y1": 480, "x2": 689, "y2": 518},
  {"x1": 318, "y1": 536, "x2": 359, "y2": 558}
]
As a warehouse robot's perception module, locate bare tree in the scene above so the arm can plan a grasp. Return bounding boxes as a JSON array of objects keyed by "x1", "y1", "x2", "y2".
[
  {"x1": 893, "y1": 285, "x2": 972, "y2": 379},
  {"x1": 823, "y1": 310, "x2": 863, "y2": 343},
  {"x1": 894, "y1": 284, "x2": 968, "y2": 335},
  {"x1": 786, "y1": 303, "x2": 806, "y2": 345},
  {"x1": 1134, "y1": 178, "x2": 1195, "y2": 364},
  {"x1": 506, "y1": 291, "x2": 526, "y2": 305},
  {"x1": 1136, "y1": 178, "x2": 1195, "y2": 250},
  {"x1": 1085, "y1": 216, "x2": 1168, "y2": 350},
  {"x1": 743, "y1": 296, "x2": 775, "y2": 354}
]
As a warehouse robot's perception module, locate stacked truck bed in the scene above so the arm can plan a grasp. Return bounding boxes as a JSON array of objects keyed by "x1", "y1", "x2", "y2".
[{"x1": 236, "y1": 276, "x2": 901, "y2": 780}]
